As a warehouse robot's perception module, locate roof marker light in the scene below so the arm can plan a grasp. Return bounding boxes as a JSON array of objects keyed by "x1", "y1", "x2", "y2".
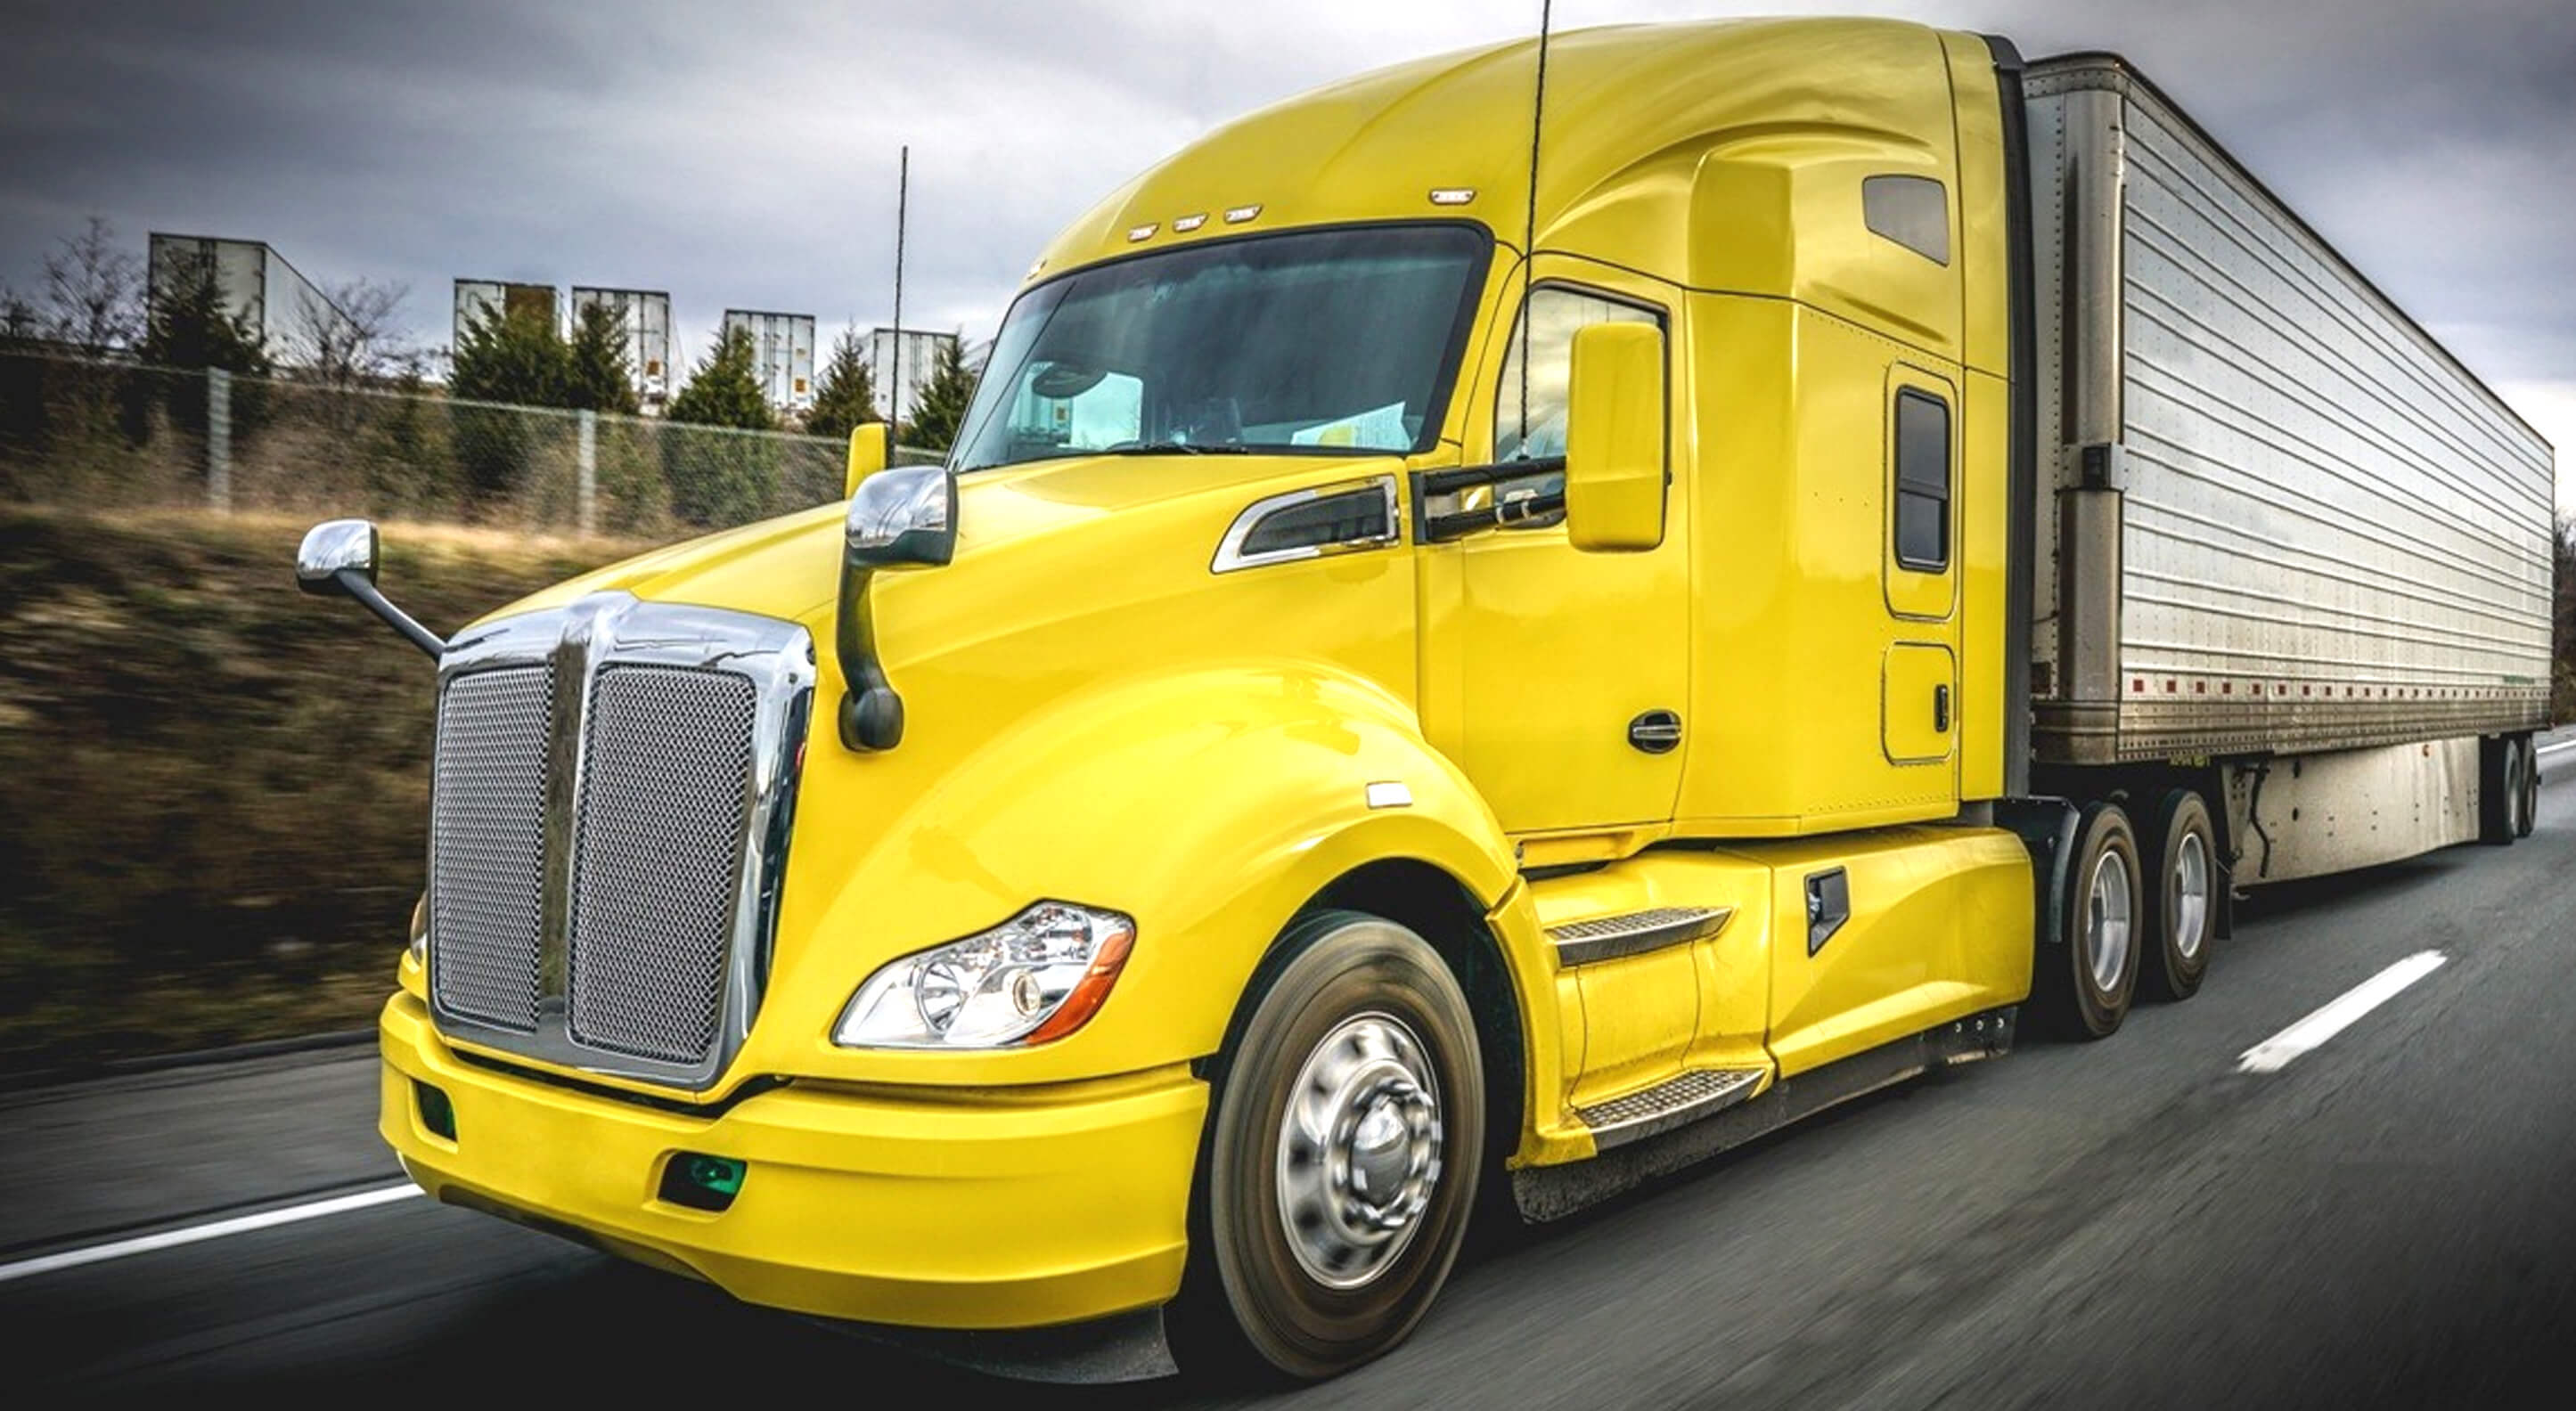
[
  {"x1": 1173, "y1": 213, "x2": 1207, "y2": 232},
  {"x1": 1127, "y1": 223, "x2": 1157, "y2": 242},
  {"x1": 1428, "y1": 187, "x2": 1477, "y2": 206},
  {"x1": 1223, "y1": 204, "x2": 1262, "y2": 224}
]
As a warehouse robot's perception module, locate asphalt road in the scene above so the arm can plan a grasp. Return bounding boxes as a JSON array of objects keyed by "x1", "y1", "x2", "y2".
[{"x1": 11, "y1": 734, "x2": 2576, "y2": 1407}]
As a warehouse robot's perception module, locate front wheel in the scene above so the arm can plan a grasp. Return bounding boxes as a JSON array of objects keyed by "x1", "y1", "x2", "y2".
[{"x1": 1171, "y1": 910, "x2": 1484, "y2": 1382}]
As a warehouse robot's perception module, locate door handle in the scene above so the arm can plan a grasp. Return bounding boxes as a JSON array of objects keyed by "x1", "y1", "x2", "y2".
[{"x1": 1934, "y1": 684, "x2": 1951, "y2": 733}]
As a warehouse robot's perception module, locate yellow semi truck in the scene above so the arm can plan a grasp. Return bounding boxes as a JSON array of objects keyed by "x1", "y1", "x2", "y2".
[{"x1": 300, "y1": 16, "x2": 2554, "y2": 1382}]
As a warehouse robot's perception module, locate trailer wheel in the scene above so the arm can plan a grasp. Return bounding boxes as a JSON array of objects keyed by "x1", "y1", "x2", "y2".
[
  {"x1": 2140, "y1": 789, "x2": 2215, "y2": 1002},
  {"x1": 2480, "y1": 737, "x2": 2519, "y2": 845},
  {"x1": 2515, "y1": 736, "x2": 2539, "y2": 838},
  {"x1": 2034, "y1": 802, "x2": 2141, "y2": 1040},
  {"x1": 1170, "y1": 909, "x2": 1483, "y2": 1382}
]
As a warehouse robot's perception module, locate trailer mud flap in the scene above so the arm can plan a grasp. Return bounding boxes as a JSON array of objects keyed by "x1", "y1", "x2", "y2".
[{"x1": 1994, "y1": 797, "x2": 2080, "y2": 946}]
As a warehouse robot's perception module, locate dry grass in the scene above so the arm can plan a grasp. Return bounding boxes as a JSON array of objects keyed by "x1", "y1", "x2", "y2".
[{"x1": 0, "y1": 504, "x2": 656, "y2": 1071}]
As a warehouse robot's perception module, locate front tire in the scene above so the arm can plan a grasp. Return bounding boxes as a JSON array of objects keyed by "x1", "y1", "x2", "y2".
[
  {"x1": 1172, "y1": 909, "x2": 1484, "y2": 1382},
  {"x1": 2033, "y1": 801, "x2": 2142, "y2": 1040},
  {"x1": 2140, "y1": 789, "x2": 2216, "y2": 1002}
]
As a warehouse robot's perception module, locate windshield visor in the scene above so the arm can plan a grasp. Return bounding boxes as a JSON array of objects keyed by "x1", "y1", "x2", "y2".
[{"x1": 953, "y1": 224, "x2": 1490, "y2": 471}]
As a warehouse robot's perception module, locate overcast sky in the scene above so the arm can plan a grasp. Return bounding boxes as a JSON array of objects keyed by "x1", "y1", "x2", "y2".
[{"x1": 1, "y1": 0, "x2": 2567, "y2": 506}]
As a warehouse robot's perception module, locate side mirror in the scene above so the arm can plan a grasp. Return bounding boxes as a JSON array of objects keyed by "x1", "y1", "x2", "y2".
[
  {"x1": 293, "y1": 518, "x2": 445, "y2": 659},
  {"x1": 844, "y1": 422, "x2": 890, "y2": 498},
  {"x1": 297, "y1": 518, "x2": 380, "y2": 593},
  {"x1": 1563, "y1": 322, "x2": 1667, "y2": 552}
]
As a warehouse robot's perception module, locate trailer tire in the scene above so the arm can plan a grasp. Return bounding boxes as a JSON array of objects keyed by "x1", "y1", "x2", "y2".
[
  {"x1": 2034, "y1": 802, "x2": 2141, "y2": 1040},
  {"x1": 2515, "y1": 736, "x2": 2539, "y2": 838},
  {"x1": 2140, "y1": 789, "x2": 2215, "y2": 1003},
  {"x1": 2480, "y1": 737, "x2": 2519, "y2": 845},
  {"x1": 1169, "y1": 909, "x2": 1483, "y2": 1383}
]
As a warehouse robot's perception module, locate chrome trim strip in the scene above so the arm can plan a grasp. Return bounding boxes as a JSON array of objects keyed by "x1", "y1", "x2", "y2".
[
  {"x1": 428, "y1": 591, "x2": 815, "y2": 1092},
  {"x1": 1576, "y1": 1067, "x2": 1766, "y2": 1150},
  {"x1": 1545, "y1": 906, "x2": 1734, "y2": 966},
  {"x1": 1209, "y1": 474, "x2": 1402, "y2": 574}
]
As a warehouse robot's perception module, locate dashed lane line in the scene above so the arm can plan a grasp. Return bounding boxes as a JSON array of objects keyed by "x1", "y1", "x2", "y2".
[{"x1": 2238, "y1": 950, "x2": 2449, "y2": 1074}]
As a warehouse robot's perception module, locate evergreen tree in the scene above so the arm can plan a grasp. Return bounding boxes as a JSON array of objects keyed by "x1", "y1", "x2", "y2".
[
  {"x1": 663, "y1": 326, "x2": 776, "y2": 526},
  {"x1": 904, "y1": 332, "x2": 978, "y2": 453},
  {"x1": 141, "y1": 264, "x2": 272, "y2": 377},
  {"x1": 447, "y1": 304, "x2": 568, "y2": 409},
  {"x1": 138, "y1": 263, "x2": 275, "y2": 448},
  {"x1": 804, "y1": 327, "x2": 880, "y2": 445},
  {"x1": 563, "y1": 300, "x2": 641, "y2": 415},
  {"x1": 666, "y1": 326, "x2": 775, "y2": 430}
]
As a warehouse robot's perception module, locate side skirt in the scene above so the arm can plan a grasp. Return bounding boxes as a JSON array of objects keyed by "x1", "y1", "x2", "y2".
[{"x1": 1510, "y1": 1007, "x2": 2017, "y2": 1223}]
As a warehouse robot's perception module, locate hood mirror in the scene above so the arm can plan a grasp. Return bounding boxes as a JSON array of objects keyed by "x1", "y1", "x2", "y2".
[{"x1": 294, "y1": 518, "x2": 445, "y2": 659}]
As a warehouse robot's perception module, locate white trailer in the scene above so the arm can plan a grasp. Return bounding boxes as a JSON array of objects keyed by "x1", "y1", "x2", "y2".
[
  {"x1": 570, "y1": 287, "x2": 674, "y2": 404},
  {"x1": 866, "y1": 327, "x2": 958, "y2": 426},
  {"x1": 722, "y1": 309, "x2": 817, "y2": 412},
  {"x1": 2016, "y1": 54, "x2": 2554, "y2": 879},
  {"x1": 452, "y1": 280, "x2": 559, "y2": 349},
  {"x1": 147, "y1": 232, "x2": 341, "y2": 368}
]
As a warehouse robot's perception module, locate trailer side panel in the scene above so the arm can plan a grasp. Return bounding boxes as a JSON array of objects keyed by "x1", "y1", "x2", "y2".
[{"x1": 2025, "y1": 57, "x2": 2554, "y2": 764}]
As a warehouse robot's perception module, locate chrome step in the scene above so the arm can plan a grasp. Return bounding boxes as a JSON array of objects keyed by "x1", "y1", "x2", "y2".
[
  {"x1": 1575, "y1": 1066, "x2": 1766, "y2": 1149},
  {"x1": 1545, "y1": 906, "x2": 1732, "y2": 966}
]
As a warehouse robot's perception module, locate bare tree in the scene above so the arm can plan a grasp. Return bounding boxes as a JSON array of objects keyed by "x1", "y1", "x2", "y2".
[
  {"x1": 296, "y1": 277, "x2": 411, "y2": 388},
  {"x1": 43, "y1": 216, "x2": 143, "y2": 353}
]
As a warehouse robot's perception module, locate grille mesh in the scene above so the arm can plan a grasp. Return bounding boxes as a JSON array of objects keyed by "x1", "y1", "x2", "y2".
[
  {"x1": 566, "y1": 665, "x2": 758, "y2": 1064},
  {"x1": 429, "y1": 666, "x2": 554, "y2": 1032}
]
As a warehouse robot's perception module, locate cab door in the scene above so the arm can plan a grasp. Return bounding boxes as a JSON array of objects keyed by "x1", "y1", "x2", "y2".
[{"x1": 1433, "y1": 269, "x2": 1690, "y2": 837}]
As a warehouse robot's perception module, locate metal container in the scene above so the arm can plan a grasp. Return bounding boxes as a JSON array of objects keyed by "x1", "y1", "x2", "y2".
[
  {"x1": 147, "y1": 232, "x2": 339, "y2": 368},
  {"x1": 2022, "y1": 56, "x2": 2555, "y2": 764},
  {"x1": 452, "y1": 279, "x2": 560, "y2": 348},
  {"x1": 722, "y1": 309, "x2": 818, "y2": 412},
  {"x1": 570, "y1": 287, "x2": 674, "y2": 404},
  {"x1": 866, "y1": 326, "x2": 960, "y2": 425}
]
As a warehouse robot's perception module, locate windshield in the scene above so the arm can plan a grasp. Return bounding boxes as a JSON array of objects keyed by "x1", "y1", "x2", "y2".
[{"x1": 951, "y1": 224, "x2": 1489, "y2": 471}]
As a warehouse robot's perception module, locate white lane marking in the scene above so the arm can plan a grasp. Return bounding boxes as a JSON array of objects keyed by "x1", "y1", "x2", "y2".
[
  {"x1": 0, "y1": 1183, "x2": 421, "y2": 1285},
  {"x1": 2238, "y1": 950, "x2": 2448, "y2": 1074}
]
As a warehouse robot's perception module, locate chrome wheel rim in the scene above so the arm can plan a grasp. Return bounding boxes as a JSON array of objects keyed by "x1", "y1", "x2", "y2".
[
  {"x1": 1275, "y1": 1012, "x2": 1443, "y2": 1291},
  {"x1": 2174, "y1": 830, "x2": 2210, "y2": 961},
  {"x1": 2087, "y1": 847, "x2": 2133, "y2": 993},
  {"x1": 2508, "y1": 747, "x2": 2529, "y2": 834}
]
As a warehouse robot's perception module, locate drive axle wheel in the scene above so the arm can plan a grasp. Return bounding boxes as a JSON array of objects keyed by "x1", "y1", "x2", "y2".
[
  {"x1": 1172, "y1": 909, "x2": 1483, "y2": 1382},
  {"x1": 2141, "y1": 789, "x2": 2216, "y2": 1002},
  {"x1": 2035, "y1": 801, "x2": 2141, "y2": 1040}
]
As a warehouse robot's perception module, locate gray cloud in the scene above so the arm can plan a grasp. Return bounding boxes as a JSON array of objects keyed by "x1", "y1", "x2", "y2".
[{"x1": 2, "y1": 0, "x2": 2568, "y2": 497}]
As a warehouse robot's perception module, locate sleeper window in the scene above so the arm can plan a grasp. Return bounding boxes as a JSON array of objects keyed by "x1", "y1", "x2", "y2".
[{"x1": 1893, "y1": 388, "x2": 1950, "y2": 571}]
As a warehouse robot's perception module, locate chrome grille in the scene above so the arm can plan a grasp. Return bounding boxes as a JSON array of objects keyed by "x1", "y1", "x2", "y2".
[
  {"x1": 422, "y1": 593, "x2": 811, "y2": 1091},
  {"x1": 567, "y1": 665, "x2": 759, "y2": 1064},
  {"x1": 428, "y1": 665, "x2": 553, "y2": 1032}
]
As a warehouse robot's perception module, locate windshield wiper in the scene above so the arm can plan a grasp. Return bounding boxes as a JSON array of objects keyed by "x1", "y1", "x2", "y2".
[{"x1": 1102, "y1": 441, "x2": 1251, "y2": 456}]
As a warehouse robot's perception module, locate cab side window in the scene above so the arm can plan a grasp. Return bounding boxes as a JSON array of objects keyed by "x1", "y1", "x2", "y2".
[{"x1": 1496, "y1": 288, "x2": 1660, "y2": 460}]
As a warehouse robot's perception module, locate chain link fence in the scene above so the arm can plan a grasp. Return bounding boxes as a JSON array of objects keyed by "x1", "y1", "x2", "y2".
[{"x1": 0, "y1": 348, "x2": 934, "y2": 537}]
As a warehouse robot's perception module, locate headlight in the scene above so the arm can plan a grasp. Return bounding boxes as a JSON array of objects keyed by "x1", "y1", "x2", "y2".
[
  {"x1": 832, "y1": 901, "x2": 1135, "y2": 1049},
  {"x1": 407, "y1": 893, "x2": 429, "y2": 965}
]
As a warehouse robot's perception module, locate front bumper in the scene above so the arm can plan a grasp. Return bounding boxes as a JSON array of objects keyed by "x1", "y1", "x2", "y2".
[{"x1": 379, "y1": 992, "x2": 1206, "y2": 1330}]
